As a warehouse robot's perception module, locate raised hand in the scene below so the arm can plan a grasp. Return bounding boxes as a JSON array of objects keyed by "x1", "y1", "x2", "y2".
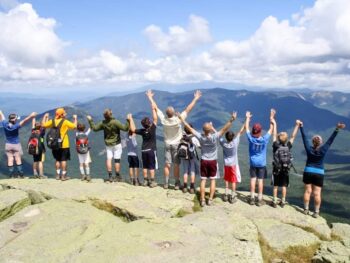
[
  {"x1": 337, "y1": 122, "x2": 346, "y2": 129},
  {"x1": 146, "y1": 90, "x2": 154, "y2": 98},
  {"x1": 246, "y1": 111, "x2": 252, "y2": 119},
  {"x1": 296, "y1": 120, "x2": 302, "y2": 126},
  {"x1": 72, "y1": 114, "x2": 77, "y2": 119},
  {"x1": 86, "y1": 115, "x2": 92, "y2": 121},
  {"x1": 270, "y1": 108, "x2": 276, "y2": 119},
  {"x1": 194, "y1": 90, "x2": 202, "y2": 100},
  {"x1": 231, "y1": 111, "x2": 237, "y2": 121},
  {"x1": 127, "y1": 113, "x2": 132, "y2": 120}
]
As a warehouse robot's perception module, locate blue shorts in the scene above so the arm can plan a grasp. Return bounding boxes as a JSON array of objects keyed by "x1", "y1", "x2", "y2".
[
  {"x1": 142, "y1": 150, "x2": 157, "y2": 170},
  {"x1": 250, "y1": 166, "x2": 267, "y2": 179}
]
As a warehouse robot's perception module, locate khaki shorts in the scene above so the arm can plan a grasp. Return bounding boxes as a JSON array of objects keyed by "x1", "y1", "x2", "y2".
[
  {"x1": 5, "y1": 143, "x2": 23, "y2": 159},
  {"x1": 165, "y1": 143, "x2": 180, "y2": 165}
]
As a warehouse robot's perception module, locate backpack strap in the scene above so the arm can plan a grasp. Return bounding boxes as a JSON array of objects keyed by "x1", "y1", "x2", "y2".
[{"x1": 56, "y1": 119, "x2": 67, "y2": 146}]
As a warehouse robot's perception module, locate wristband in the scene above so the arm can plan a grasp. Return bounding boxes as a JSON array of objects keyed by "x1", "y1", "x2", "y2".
[{"x1": 335, "y1": 128, "x2": 340, "y2": 132}]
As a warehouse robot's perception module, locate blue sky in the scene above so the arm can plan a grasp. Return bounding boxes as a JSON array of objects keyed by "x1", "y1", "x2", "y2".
[{"x1": 0, "y1": 0, "x2": 349, "y2": 93}]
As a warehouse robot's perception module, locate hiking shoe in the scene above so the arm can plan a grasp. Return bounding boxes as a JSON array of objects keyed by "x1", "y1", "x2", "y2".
[
  {"x1": 228, "y1": 195, "x2": 237, "y2": 204},
  {"x1": 114, "y1": 175, "x2": 122, "y2": 182},
  {"x1": 303, "y1": 209, "x2": 310, "y2": 215},
  {"x1": 86, "y1": 176, "x2": 91, "y2": 182},
  {"x1": 200, "y1": 199, "x2": 206, "y2": 207},
  {"x1": 143, "y1": 179, "x2": 149, "y2": 187},
  {"x1": 149, "y1": 180, "x2": 157, "y2": 188},
  {"x1": 39, "y1": 175, "x2": 48, "y2": 179},
  {"x1": 174, "y1": 181, "x2": 181, "y2": 191},
  {"x1": 249, "y1": 197, "x2": 255, "y2": 206},
  {"x1": 56, "y1": 175, "x2": 61, "y2": 180},
  {"x1": 163, "y1": 183, "x2": 169, "y2": 189},
  {"x1": 61, "y1": 176, "x2": 70, "y2": 181},
  {"x1": 207, "y1": 199, "x2": 213, "y2": 206},
  {"x1": 189, "y1": 187, "x2": 195, "y2": 194},
  {"x1": 182, "y1": 187, "x2": 188, "y2": 193},
  {"x1": 312, "y1": 212, "x2": 320, "y2": 218},
  {"x1": 256, "y1": 199, "x2": 266, "y2": 207},
  {"x1": 32, "y1": 175, "x2": 40, "y2": 179},
  {"x1": 272, "y1": 202, "x2": 278, "y2": 208},
  {"x1": 222, "y1": 194, "x2": 228, "y2": 202},
  {"x1": 81, "y1": 175, "x2": 86, "y2": 181},
  {"x1": 280, "y1": 201, "x2": 286, "y2": 208},
  {"x1": 135, "y1": 178, "x2": 140, "y2": 186},
  {"x1": 19, "y1": 173, "x2": 24, "y2": 179}
]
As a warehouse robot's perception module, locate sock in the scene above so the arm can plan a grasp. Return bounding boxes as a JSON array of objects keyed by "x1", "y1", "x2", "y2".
[
  {"x1": 315, "y1": 207, "x2": 320, "y2": 213},
  {"x1": 108, "y1": 171, "x2": 112, "y2": 177},
  {"x1": 165, "y1": 176, "x2": 169, "y2": 184},
  {"x1": 190, "y1": 183, "x2": 195, "y2": 189},
  {"x1": 80, "y1": 167, "x2": 85, "y2": 175},
  {"x1": 62, "y1": 171, "x2": 67, "y2": 177},
  {"x1": 115, "y1": 172, "x2": 120, "y2": 177},
  {"x1": 230, "y1": 189, "x2": 234, "y2": 196},
  {"x1": 184, "y1": 183, "x2": 188, "y2": 188},
  {"x1": 56, "y1": 169, "x2": 61, "y2": 175},
  {"x1": 304, "y1": 203, "x2": 309, "y2": 210},
  {"x1": 85, "y1": 167, "x2": 90, "y2": 176},
  {"x1": 273, "y1": 196, "x2": 278, "y2": 203},
  {"x1": 258, "y1": 193, "x2": 263, "y2": 201},
  {"x1": 33, "y1": 170, "x2": 38, "y2": 176},
  {"x1": 250, "y1": 192, "x2": 255, "y2": 199},
  {"x1": 17, "y1": 164, "x2": 23, "y2": 175},
  {"x1": 8, "y1": 166, "x2": 14, "y2": 176},
  {"x1": 282, "y1": 197, "x2": 286, "y2": 203},
  {"x1": 225, "y1": 188, "x2": 229, "y2": 195}
]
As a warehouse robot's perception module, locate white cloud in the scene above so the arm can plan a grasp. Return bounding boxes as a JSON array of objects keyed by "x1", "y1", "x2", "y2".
[
  {"x1": 0, "y1": 3, "x2": 66, "y2": 66},
  {"x1": 0, "y1": 0, "x2": 19, "y2": 10},
  {"x1": 1, "y1": 1, "x2": 350, "y2": 92},
  {"x1": 144, "y1": 15, "x2": 212, "y2": 55}
]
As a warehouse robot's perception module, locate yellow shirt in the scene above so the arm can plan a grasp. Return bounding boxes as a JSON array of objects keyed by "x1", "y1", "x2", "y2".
[{"x1": 43, "y1": 118, "x2": 76, "y2": 148}]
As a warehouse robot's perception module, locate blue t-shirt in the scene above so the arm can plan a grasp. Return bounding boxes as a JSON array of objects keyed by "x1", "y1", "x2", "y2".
[
  {"x1": 246, "y1": 131, "x2": 271, "y2": 167},
  {"x1": 1, "y1": 120, "x2": 21, "y2": 144}
]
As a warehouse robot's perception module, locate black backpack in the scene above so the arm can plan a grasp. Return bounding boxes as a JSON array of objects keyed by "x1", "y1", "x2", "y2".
[
  {"x1": 178, "y1": 134, "x2": 196, "y2": 160},
  {"x1": 76, "y1": 133, "x2": 90, "y2": 154},
  {"x1": 27, "y1": 131, "x2": 42, "y2": 155},
  {"x1": 46, "y1": 119, "x2": 65, "y2": 150},
  {"x1": 273, "y1": 144, "x2": 292, "y2": 172}
]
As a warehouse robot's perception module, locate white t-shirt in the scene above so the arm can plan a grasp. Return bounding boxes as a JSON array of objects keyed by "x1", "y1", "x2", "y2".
[{"x1": 158, "y1": 110, "x2": 187, "y2": 145}]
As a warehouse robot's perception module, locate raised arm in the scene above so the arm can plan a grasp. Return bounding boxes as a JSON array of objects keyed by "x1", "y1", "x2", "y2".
[
  {"x1": 32, "y1": 117, "x2": 36, "y2": 129},
  {"x1": 0, "y1": 110, "x2": 5, "y2": 121},
  {"x1": 72, "y1": 115, "x2": 78, "y2": 128},
  {"x1": 128, "y1": 114, "x2": 136, "y2": 133},
  {"x1": 289, "y1": 120, "x2": 301, "y2": 145},
  {"x1": 267, "y1": 108, "x2": 276, "y2": 135},
  {"x1": 146, "y1": 90, "x2": 158, "y2": 110},
  {"x1": 87, "y1": 115, "x2": 103, "y2": 131},
  {"x1": 321, "y1": 122, "x2": 346, "y2": 153},
  {"x1": 218, "y1": 112, "x2": 237, "y2": 137},
  {"x1": 20, "y1": 112, "x2": 37, "y2": 127},
  {"x1": 245, "y1": 111, "x2": 252, "y2": 132},
  {"x1": 238, "y1": 123, "x2": 246, "y2": 135},
  {"x1": 184, "y1": 90, "x2": 202, "y2": 114},
  {"x1": 299, "y1": 121, "x2": 311, "y2": 153},
  {"x1": 177, "y1": 113, "x2": 196, "y2": 135},
  {"x1": 152, "y1": 104, "x2": 158, "y2": 125},
  {"x1": 272, "y1": 118, "x2": 277, "y2": 142},
  {"x1": 42, "y1": 113, "x2": 49, "y2": 125}
]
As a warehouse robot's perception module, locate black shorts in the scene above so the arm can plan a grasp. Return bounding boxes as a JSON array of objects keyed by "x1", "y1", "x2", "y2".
[
  {"x1": 272, "y1": 167, "x2": 289, "y2": 187},
  {"x1": 128, "y1": 155, "x2": 140, "y2": 168},
  {"x1": 303, "y1": 172, "x2": 324, "y2": 187},
  {"x1": 33, "y1": 152, "x2": 45, "y2": 163},
  {"x1": 250, "y1": 166, "x2": 267, "y2": 179},
  {"x1": 142, "y1": 150, "x2": 157, "y2": 170},
  {"x1": 52, "y1": 148, "x2": 71, "y2": 162}
]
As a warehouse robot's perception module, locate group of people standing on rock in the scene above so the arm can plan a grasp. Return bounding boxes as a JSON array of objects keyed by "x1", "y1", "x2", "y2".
[{"x1": 0, "y1": 90, "x2": 346, "y2": 218}]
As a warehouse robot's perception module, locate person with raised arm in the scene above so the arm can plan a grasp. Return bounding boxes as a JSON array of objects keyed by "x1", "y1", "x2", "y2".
[
  {"x1": 178, "y1": 112, "x2": 237, "y2": 207},
  {"x1": 0, "y1": 110, "x2": 37, "y2": 178},
  {"x1": 87, "y1": 109, "x2": 129, "y2": 183},
  {"x1": 129, "y1": 91, "x2": 158, "y2": 187},
  {"x1": 245, "y1": 109, "x2": 275, "y2": 206},
  {"x1": 271, "y1": 119, "x2": 301, "y2": 208},
  {"x1": 300, "y1": 121, "x2": 346, "y2": 218},
  {"x1": 147, "y1": 89, "x2": 202, "y2": 190},
  {"x1": 42, "y1": 108, "x2": 77, "y2": 181},
  {"x1": 219, "y1": 124, "x2": 245, "y2": 204}
]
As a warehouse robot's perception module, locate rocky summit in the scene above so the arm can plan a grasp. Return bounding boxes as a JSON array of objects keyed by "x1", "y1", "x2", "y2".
[{"x1": 0, "y1": 179, "x2": 349, "y2": 263}]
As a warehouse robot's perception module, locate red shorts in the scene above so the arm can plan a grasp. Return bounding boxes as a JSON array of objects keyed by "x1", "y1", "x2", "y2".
[
  {"x1": 200, "y1": 160, "x2": 217, "y2": 179},
  {"x1": 224, "y1": 165, "x2": 238, "y2": 183}
]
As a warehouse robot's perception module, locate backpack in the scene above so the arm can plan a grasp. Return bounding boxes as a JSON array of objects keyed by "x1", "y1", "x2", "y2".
[
  {"x1": 76, "y1": 133, "x2": 90, "y2": 154},
  {"x1": 178, "y1": 134, "x2": 196, "y2": 160},
  {"x1": 46, "y1": 119, "x2": 65, "y2": 150},
  {"x1": 27, "y1": 131, "x2": 42, "y2": 155},
  {"x1": 273, "y1": 144, "x2": 293, "y2": 172}
]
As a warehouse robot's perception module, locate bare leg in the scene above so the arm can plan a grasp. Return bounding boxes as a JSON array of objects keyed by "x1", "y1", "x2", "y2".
[
  {"x1": 282, "y1": 186, "x2": 287, "y2": 200},
  {"x1": 174, "y1": 163, "x2": 180, "y2": 181},
  {"x1": 149, "y1": 169, "x2": 155, "y2": 180},
  {"x1": 114, "y1": 162, "x2": 120, "y2": 174},
  {"x1": 135, "y1": 168, "x2": 139, "y2": 180},
  {"x1": 38, "y1": 161, "x2": 44, "y2": 176},
  {"x1": 143, "y1": 169, "x2": 148, "y2": 179},
  {"x1": 183, "y1": 172, "x2": 188, "y2": 184},
  {"x1": 313, "y1": 185, "x2": 322, "y2": 213},
  {"x1": 303, "y1": 184, "x2": 312, "y2": 210},
  {"x1": 200, "y1": 179, "x2": 206, "y2": 201},
  {"x1": 106, "y1": 159, "x2": 112, "y2": 173},
  {"x1": 250, "y1": 177, "x2": 257, "y2": 199},
  {"x1": 273, "y1": 186, "x2": 278, "y2": 200},
  {"x1": 129, "y1": 168, "x2": 134, "y2": 179},
  {"x1": 209, "y1": 179, "x2": 216, "y2": 200},
  {"x1": 164, "y1": 163, "x2": 171, "y2": 184},
  {"x1": 258, "y1": 179, "x2": 264, "y2": 199}
]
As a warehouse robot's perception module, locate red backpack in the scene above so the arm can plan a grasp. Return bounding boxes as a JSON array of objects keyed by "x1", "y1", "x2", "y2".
[
  {"x1": 27, "y1": 131, "x2": 41, "y2": 155},
  {"x1": 76, "y1": 133, "x2": 90, "y2": 154}
]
